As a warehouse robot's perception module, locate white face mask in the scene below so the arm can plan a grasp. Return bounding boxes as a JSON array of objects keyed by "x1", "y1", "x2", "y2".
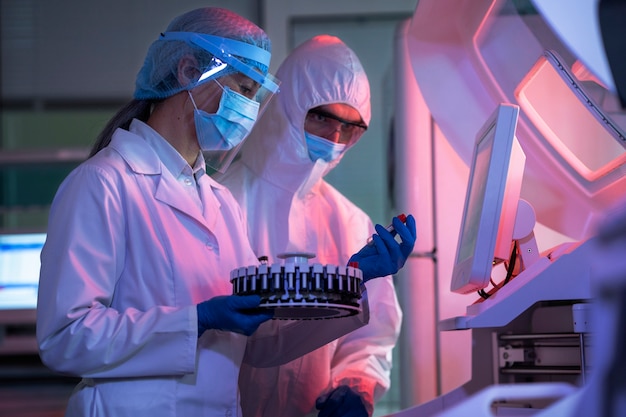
[
  {"x1": 305, "y1": 131, "x2": 346, "y2": 162},
  {"x1": 188, "y1": 85, "x2": 259, "y2": 152}
]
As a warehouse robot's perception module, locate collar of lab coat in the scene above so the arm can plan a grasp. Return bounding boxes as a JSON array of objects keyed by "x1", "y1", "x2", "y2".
[
  {"x1": 109, "y1": 120, "x2": 225, "y2": 230},
  {"x1": 235, "y1": 35, "x2": 371, "y2": 195}
]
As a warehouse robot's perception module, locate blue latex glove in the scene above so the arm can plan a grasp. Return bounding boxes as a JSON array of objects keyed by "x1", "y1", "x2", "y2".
[
  {"x1": 349, "y1": 214, "x2": 416, "y2": 281},
  {"x1": 316, "y1": 385, "x2": 368, "y2": 417},
  {"x1": 197, "y1": 294, "x2": 273, "y2": 337}
]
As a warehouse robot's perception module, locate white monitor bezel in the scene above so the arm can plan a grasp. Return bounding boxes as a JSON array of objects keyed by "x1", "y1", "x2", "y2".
[{"x1": 450, "y1": 104, "x2": 525, "y2": 294}]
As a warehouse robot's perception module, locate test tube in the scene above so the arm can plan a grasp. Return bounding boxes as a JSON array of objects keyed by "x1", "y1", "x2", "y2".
[{"x1": 366, "y1": 213, "x2": 407, "y2": 246}]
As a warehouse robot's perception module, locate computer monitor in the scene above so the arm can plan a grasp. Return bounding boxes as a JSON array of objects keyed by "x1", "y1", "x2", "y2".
[
  {"x1": 0, "y1": 231, "x2": 46, "y2": 323},
  {"x1": 450, "y1": 104, "x2": 526, "y2": 294}
]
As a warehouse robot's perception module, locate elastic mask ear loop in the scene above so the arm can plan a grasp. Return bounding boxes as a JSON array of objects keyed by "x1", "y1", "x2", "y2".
[
  {"x1": 188, "y1": 90, "x2": 200, "y2": 111},
  {"x1": 188, "y1": 79, "x2": 226, "y2": 111},
  {"x1": 213, "y1": 78, "x2": 226, "y2": 91}
]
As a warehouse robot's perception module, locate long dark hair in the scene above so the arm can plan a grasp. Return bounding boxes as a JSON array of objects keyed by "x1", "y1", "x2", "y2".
[{"x1": 88, "y1": 100, "x2": 152, "y2": 157}]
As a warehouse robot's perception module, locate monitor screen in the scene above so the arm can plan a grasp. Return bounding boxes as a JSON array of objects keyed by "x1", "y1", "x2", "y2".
[
  {"x1": 450, "y1": 104, "x2": 525, "y2": 294},
  {"x1": 0, "y1": 232, "x2": 46, "y2": 310}
]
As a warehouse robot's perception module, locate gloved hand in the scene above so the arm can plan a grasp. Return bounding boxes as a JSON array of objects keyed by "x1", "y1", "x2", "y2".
[
  {"x1": 197, "y1": 294, "x2": 273, "y2": 337},
  {"x1": 349, "y1": 214, "x2": 416, "y2": 281},
  {"x1": 316, "y1": 385, "x2": 368, "y2": 417}
]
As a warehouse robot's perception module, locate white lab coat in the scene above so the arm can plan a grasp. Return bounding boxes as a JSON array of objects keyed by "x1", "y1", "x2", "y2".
[
  {"x1": 217, "y1": 35, "x2": 402, "y2": 417},
  {"x1": 37, "y1": 121, "x2": 367, "y2": 417}
]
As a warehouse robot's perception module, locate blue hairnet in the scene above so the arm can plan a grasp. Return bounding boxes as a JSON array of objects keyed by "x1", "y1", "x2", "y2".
[{"x1": 134, "y1": 7, "x2": 271, "y2": 100}]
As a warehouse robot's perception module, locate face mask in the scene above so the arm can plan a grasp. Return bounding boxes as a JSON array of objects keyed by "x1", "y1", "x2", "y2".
[
  {"x1": 305, "y1": 131, "x2": 347, "y2": 162},
  {"x1": 188, "y1": 85, "x2": 259, "y2": 151}
]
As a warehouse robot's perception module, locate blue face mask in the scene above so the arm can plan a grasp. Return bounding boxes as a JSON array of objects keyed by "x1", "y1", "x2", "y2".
[
  {"x1": 305, "y1": 132, "x2": 347, "y2": 162},
  {"x1": 188, "y1": 85, "x2": 259, "y2": 152}
]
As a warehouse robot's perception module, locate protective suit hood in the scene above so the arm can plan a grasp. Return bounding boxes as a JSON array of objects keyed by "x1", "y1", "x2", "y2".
[{"x1": 238, "y1": 35, "x2": 371, "y2": 194}]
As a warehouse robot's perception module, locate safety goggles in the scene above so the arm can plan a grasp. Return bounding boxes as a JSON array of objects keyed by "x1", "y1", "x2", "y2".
[{"x1": 305, "y1": 108, "x2": 368, "y2": 145}]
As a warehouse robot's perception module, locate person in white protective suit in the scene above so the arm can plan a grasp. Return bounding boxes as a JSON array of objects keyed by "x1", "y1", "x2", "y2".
[
  {"x1": 216, "y1": 35, "x2": 415, "y2": 417},
  {"x1": 36, "y1": 9, "x2": 416, "y2": 417}
]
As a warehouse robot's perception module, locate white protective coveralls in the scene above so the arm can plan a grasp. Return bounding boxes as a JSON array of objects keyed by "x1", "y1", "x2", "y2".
[
  {"x1": 37, "y1": 120, "x2": 368, "y2": 417},
  {"x1": 217, "y1": 35, "x2": 403, "y2": 417}
]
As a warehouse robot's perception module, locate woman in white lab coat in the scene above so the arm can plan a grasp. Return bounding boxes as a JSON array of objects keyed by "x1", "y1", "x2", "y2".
[
  {"x1": 217, "y1": 35, "x2": 414, "y2": 417},
  {"x1": 36, "y1": 8, "x2": 284, "y2": 417}
]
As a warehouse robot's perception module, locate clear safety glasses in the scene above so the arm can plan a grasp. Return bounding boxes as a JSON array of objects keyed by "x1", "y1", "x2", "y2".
[{"x1": 305, "y1": 108, "x2": 368, "y2": 145}]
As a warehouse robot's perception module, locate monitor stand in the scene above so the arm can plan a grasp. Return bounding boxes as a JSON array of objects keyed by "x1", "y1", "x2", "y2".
[
  {"x1": 513, "y1": 199, "x2": 540, "y2": 271},
  {"x1": 440, "y1": 199, "x2": 591, "y2": 330}
]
